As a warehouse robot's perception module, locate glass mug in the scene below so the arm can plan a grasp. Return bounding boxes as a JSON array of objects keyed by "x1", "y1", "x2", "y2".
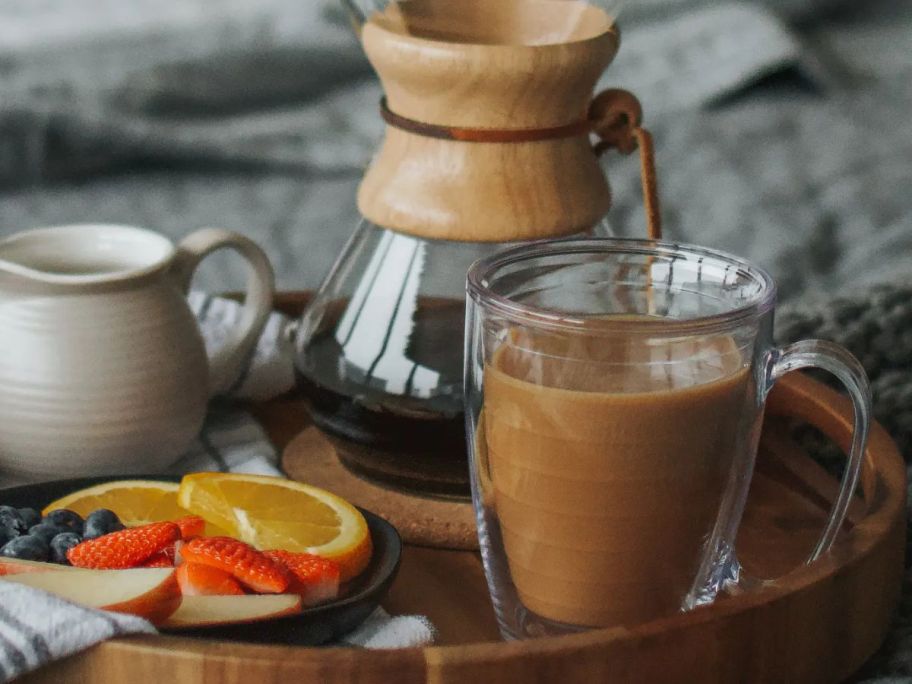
[{"x1": 464, "y1": 238, "x2": 871, "y2": 639}]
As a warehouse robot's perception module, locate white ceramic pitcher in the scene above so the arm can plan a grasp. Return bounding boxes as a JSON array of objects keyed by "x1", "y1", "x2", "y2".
[{"x1": 0, "y1": 224, "x2": 275, "y2": 480}]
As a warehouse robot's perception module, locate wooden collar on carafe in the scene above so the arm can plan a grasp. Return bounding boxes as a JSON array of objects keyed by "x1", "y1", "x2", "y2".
[{"x1": 380, "y1": 88, "x2": 663, "y2": 240}]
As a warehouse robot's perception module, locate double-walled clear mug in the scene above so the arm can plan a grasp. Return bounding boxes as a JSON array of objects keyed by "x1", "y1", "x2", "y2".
[{"x1": 464, "y1": 238, "x2": 871, "y2": 639}]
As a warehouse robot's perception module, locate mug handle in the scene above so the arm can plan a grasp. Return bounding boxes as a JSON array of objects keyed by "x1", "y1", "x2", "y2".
[
  {"x1": 707, "y1": 340, "x2": 871, "y2": 602},
  {"x1": 724, "y1": 340, "x2": 872, "y2": 603},
  {"x1": 171, "y1": 228, "x2": 275, "y2": 397},
  {"x1": 761, "y1": 340, "x2": 871, "y2": 560}
]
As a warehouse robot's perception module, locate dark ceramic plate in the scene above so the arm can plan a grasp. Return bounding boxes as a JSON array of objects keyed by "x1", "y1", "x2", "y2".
[{"x1": 0, "y1": 475, "x2": 402, "y2": 646}]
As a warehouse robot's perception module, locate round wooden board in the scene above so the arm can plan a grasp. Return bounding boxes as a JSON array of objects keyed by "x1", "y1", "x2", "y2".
[
  {"x1": 18, "y1": 293, "x2": 906, "y2": 684},
  {"x1": 21, "y1": 372, "x2": 906, "y2": 684},
  {"x1": 282, "y1": 426, "x2": 478, "y2": 550}
]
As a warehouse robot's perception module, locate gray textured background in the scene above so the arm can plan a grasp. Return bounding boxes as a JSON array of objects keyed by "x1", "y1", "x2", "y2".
[
  {"x1": 0, "y1": 0, "x2": 909, "y2": 299},
  {"x1": 0, "y1": 0, "x2": 911, "y2": 677}
]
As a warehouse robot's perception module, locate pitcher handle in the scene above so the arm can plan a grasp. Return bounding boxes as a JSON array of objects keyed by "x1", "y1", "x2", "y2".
[{"x1": 172, "y1": 228, "x2": 275, "y2": 397}]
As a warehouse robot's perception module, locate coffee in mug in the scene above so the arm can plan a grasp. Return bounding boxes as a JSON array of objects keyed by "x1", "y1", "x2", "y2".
[{"x1": 465, "y1": 239, "x2": 871, "y2": 639}]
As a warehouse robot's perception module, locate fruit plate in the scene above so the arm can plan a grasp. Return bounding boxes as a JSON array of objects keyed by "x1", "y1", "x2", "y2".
[{"x1": 0, "y1": 475, "x2": 402, "y2": 646}]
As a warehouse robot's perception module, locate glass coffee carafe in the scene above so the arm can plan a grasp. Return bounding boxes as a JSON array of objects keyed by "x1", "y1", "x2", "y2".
[
  {"x1": 295, "y1": 0, "x2": 654, "y2": 499},
  {"x1": 295, "y1": 223, "x2": 502, "y2": 498}
]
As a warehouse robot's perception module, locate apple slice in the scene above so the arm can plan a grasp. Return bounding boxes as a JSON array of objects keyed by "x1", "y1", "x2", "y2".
[
  {"x1": 1, "y1": 568, "x2": 181, "y2": 624},
  {"x1": 162, "y1": 594, "x2": 302, "y2": 629},
  {"x1": 0, "y1": 558, "x2": 79, "y2": 575}
]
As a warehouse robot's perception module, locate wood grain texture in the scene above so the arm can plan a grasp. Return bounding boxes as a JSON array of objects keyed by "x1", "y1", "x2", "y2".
[
  {"x1": 385, "y1": 546, "x2": 500, "y2": 644},
  {"x1": 357, "y1": 0, "x2": 618, "y2": 241},
  {"x1": 364, "y1": 0, "x2": 617, "y2": 128},
  {"x1": 19, "y1": 371, "x2": 904, "y2": 684},
  {"x1": 416, "y1": 375, "x2": 905, "y2": 684},
  {"x1": 19, "y1": 293, "x2": 906, "y2": 682}
]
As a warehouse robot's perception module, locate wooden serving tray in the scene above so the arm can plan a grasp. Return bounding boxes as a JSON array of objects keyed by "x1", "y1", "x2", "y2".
[{"x1": 21, "y1": 296, "x2": 906, "y2": 684}]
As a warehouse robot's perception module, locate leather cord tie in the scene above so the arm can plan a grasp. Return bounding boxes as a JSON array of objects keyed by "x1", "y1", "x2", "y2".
[
  {"x1": 379, "y1": 97, "x2": 592, "y2": 143},
  {"x1": 589, "y1": 89, "x2": 662, "y2": 240},
  {"x1": 379, "y1": 88, "x2": 662, "y2": 240}
]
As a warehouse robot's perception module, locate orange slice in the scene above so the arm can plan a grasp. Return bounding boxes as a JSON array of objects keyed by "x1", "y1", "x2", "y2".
[
  {"x1": 42, "y1": 480, "x2": 227, "y2": 536},
  {"x1": 177, "y1": 473, "x2": 372, "y2": 582}
]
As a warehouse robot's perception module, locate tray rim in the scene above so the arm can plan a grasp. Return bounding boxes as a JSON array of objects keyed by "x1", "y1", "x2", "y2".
[
  {"x1": 20, "y1": 291, "x2": 906, "y2": 682},
  {"x1": 36, "y1": 372, "x2": 901, "y2": 684}
]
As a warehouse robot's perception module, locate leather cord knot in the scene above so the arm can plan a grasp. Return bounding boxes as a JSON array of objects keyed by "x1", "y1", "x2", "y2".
[
  {"x1": 589, "y1": 88, "x2": 662, "y2": 240},
  {"x1": 590, "y1": 88, "x2": 643, "y2": 156}
]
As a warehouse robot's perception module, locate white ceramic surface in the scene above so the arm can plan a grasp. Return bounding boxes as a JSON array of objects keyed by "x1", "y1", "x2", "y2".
[{"x1": 0, "y1": 224, "x2": 275, "y2": 480}]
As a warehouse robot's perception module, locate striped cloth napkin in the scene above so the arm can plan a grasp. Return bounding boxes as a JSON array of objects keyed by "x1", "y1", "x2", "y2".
[
  {"x1": 0, "y1": 583, "x2": 435, "y2": 681},
  {"x1": 0, "y1": 295, "x2": 435, "y2": 682},
  {"x1": 171, "y1": 292, "x2": 296, "y2": 477}
]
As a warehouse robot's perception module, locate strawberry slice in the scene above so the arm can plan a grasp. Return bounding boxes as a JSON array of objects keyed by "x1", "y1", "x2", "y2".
[
  {"x1": 179, "y1": 537, "x2": 289, "y2": 594},
  {"x1": 264, "y1": 550, "x2": 340, "y2": 606},
  {"x1": 142, "y1": 553, "x2": 174, "y2": 568},
  {"x1": 176, "y1": 562, "x2": 245, "y2": 596},
  {"x1": 174, "y1": 516, "x2": 206, "y2": 539},
  {"x1": 142, "y1": 544, "x2": 176, "y2": 568},
  {"x1": 67, "y1": 521, "x2": 180, "y2": 569}
]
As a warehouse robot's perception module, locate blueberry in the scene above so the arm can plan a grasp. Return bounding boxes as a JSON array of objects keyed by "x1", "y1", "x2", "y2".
[
  {"x1": 0, "y1": 524, "x2": 20, "y2": 541},
  {"x1": 0, "y1": 535, "x2": 49, "y2": 562},
  {"x1": 49, "y1": 533, "x2": 81, "y2": 564},
  {"x1": 0, "y1": 506, "x2": 27, "y2": 536},
  {"x1": 83, "y1": 509, "x2": 124, "y2": 540},
  {"x1": 29, "y1": 523, "x2": 71, "y2": 545},
  {"x1": 44, "y1": 509, "x2": 84, "y2": 534},
  {"x1": 17, "y1": 508, "x2": 41, "y2": 530}
]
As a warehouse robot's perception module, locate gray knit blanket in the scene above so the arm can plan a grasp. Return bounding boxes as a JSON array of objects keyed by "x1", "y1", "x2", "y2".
[
  {"x1": 0, "y1": 0, "x2": 910, "y2": 678},
  {"x1": 0, "y1": 0, "x2": 909, "y2": 299},
  {"x1": 778, "y1": 285, "x2": 912, "y2": 680}
]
